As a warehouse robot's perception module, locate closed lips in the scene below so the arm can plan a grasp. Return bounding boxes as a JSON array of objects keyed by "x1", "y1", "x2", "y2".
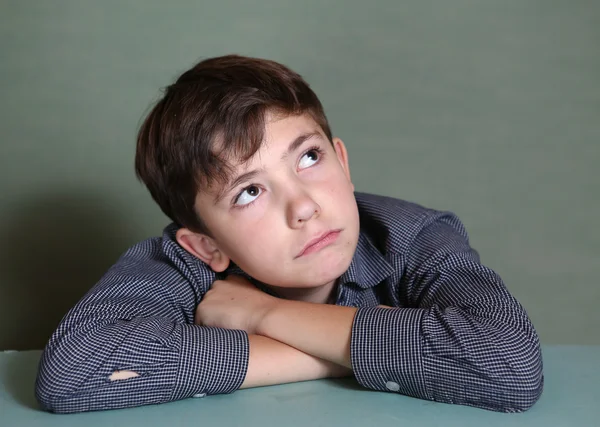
[{"x1": 297, "y1": 230, "x2": 341, "y2": 258}]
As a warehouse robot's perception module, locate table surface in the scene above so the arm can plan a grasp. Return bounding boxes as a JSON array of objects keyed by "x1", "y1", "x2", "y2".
[{"x1": 1, "y1": 346, "x2": 598, "y2": 427}]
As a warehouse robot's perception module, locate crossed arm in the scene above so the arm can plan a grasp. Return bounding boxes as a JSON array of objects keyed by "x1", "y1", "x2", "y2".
[
  {"x1": 110, "y1": 277, "x2": 359, "y2": 387},
  {"x1": 194, "y1": 276, "x2": 359, "y2": 388}
]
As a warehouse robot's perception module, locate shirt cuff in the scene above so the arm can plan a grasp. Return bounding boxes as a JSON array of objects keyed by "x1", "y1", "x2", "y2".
[
  {"x1": 350, "y1": 306, "x2": 429, "y2": 399},
  {"x1": 171, "y1": 324, "x2": 249, "y2": 400}
]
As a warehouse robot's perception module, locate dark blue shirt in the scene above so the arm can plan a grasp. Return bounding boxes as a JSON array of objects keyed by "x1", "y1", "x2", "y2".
[{"x1": 35, "y1": 192, "x2": 543, "y2": 413}]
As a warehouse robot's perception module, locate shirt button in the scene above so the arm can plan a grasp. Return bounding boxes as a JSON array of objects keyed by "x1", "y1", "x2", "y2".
[
  {"x1": 192, "y1": 392, "x2": 207, "y2": 398},
  {"x1": 386, "y1": 381, "x2": 400, "y2": 392}
]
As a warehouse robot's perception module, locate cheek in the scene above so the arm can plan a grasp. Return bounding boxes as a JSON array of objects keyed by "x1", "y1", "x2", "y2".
[
  {"x1": 227, "y1": 232, "x2": 289, "y2": 285},
  {"x1": 322, "y1": 170, "x2": 354, "y2": 201},
  {"x1": 222, "y1": 218, "x2": 285, "y2": 265}
]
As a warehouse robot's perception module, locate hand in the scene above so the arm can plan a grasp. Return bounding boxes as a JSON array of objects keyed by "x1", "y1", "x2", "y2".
[{"x1": 195, "y1": 275, "x2": 277, "y2": 334}]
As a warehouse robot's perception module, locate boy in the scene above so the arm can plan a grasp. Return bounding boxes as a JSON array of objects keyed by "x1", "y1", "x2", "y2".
[{"x1": 35, "y1": 55, "x2": 543, "y2": 414}]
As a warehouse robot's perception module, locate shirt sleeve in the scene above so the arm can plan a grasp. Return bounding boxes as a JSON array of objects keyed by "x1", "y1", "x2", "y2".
[
  {"x1": 350, "y1": 212, "x2": 544, "y2": 413},
  {"x1": 35, "y1": 239, "x2": 249, "y2": 413}
]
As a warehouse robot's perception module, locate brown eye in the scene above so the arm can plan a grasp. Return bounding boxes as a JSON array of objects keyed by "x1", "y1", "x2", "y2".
[
  {"x1": 235, "y1": 185, "x2": 262, "y2": 206},
  {"x1": 299, "y1": 149, "x2": 320, "y2": 169}
]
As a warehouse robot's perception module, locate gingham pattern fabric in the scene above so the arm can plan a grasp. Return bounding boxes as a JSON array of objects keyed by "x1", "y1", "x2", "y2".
[{"x1": 35, "y1": 192, "x2": 543, "y2": 413}]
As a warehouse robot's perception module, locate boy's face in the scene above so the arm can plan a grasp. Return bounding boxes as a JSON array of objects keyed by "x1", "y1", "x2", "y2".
[{"x1": 179, "y1": 112, "x2": 360, "y2": 290}]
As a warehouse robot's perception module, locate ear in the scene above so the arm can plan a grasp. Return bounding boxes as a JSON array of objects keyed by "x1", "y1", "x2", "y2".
[
  {"x1": 332, "y1": 137, "x2": 353, "y2": 187},
  {"x1": 175, "y1": 228, "x2": 230, "y2": 272}
]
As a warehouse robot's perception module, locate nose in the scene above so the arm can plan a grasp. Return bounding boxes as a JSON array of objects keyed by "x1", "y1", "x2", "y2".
[{"x1": 286, "y1": 190, "x2": 321, "y2": 228}]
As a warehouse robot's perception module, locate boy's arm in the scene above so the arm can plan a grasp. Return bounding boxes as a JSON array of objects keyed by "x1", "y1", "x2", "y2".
[
  {"x1": 114, "y1": 335, "x2": 351, "y2": 389},
  {"x1": 35, "y1": 242, "x2": 347, "y2": 414},
  {"x1": 200, "y1": 213, "x2": 543, "y2": 413},
  {"x1": 241, "y1": 335, "x2": 350, "y2": 389},
  {"x1": 195, "y1": 276, "x2": 357, "y2": 369}
]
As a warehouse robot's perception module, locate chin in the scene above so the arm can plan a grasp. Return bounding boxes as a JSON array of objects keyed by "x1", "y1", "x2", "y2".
[
  {"x1": 310, "y1": 248, "x2": 355, "y2": 286},
  {"x1": 274, "y1": 253, "x2": 351, "y2": 289}
]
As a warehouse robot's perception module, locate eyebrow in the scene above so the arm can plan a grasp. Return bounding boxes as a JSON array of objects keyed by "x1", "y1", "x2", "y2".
[
  {"x1": 216, "y1": 131, "x2": 322, "y2": 203},
  {"x1": 279, "y1": 131, "x2": 322, "y2": 162}
]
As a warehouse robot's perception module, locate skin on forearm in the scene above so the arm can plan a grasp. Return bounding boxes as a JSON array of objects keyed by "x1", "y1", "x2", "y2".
[
  {"x1": 256, "y1": 300, "x2": 358, "y2": 368},
  {"x1": 240, "y1": 334, "x2": 352, "y2": 389}
]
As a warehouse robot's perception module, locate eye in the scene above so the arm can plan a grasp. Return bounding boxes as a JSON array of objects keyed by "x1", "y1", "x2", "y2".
[
  {"x1": 298, "y1": 148, "x2": 321, "y2": 169},
  {"x1": 235, "y1": 185, "x2": 262, "y2": 206}
]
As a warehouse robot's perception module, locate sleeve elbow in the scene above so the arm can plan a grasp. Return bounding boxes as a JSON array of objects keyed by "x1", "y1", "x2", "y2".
[
  {"x1": 510, "y1": 355, "x2": 544, "y2": 411},
  {"x1": 35, "y1": 350, "x2": 84, "y2": 414},
  {"x1": 492, "y1": 339, "x2": 544, "y2": 413},
  {"x1": 35, "y1": 370, "x2": 67, "y2": 413},
  {"x1": 493, "y1": 372, "x2": 544, "y2": 413}
]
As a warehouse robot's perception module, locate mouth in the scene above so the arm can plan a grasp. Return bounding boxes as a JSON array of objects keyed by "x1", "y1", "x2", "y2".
[{"x1": 296, "y1": 229, "x2": 342, "y2": 258}]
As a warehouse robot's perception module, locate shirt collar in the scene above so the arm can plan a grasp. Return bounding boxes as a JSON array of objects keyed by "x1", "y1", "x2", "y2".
[{"x1": 337, "y1": 230, "x2": 394, "y2": 289}]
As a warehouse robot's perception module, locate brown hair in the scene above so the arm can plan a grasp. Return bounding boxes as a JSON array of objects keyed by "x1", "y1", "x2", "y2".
[{"x1": 135, "y1": 54, "x2": 332, "y2": 234}]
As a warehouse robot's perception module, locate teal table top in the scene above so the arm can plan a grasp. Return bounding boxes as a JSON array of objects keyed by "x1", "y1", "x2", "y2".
[{"x1": 1, "y1": 346, "x2": 598, "y2": 426}]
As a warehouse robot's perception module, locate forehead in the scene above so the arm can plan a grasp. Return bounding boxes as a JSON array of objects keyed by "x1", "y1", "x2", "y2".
[
  {"x1": 262, "y1": 112, "x2": 324, "y2": 149},
  {"x1": 211, "y1": 111, "x2": 320, "y2": 152},
  {"x1": 214, "y1": 112, "x2": 324, "y2": 165}
]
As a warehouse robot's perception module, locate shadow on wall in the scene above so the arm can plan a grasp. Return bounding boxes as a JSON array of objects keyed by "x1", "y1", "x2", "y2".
[{"x1": 0, "y1": 191, "x2": 144, "y2": 351}]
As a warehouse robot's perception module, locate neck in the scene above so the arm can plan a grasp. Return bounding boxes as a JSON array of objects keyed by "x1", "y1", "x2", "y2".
[{"x1": 268, "y1": 279, "x2": 338, "y2": 304}]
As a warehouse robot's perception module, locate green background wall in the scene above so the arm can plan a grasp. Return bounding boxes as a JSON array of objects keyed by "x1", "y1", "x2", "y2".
[{"x1": 1, "y1": 1, "x2": 598, "y2": 350}]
